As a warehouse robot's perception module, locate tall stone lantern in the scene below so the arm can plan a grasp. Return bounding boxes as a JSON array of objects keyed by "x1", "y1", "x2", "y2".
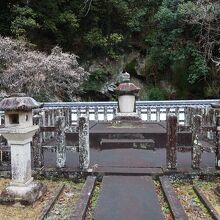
[
  {"x1": 0, "y1": 94, "x2": 46, "y2": 205},
  {"x1": 114, "y1": 72, "x2": 140, "y2": 121}
]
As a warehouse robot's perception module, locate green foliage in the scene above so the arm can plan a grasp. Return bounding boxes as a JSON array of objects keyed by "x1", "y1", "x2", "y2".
[
  {"x1": 187, "y1": 50, "x2": 209, "y2": 84},
  {"x1": 59, "y1": 11, "x2": 79, "y2": 29},
  {"x1": 146, "y1": 0, "x2": 210, "y2": 92},
  {"x1": 0, "y1": 0, "x2": 219, "y2": 100},
  {"x1": 11, "y1": 6, "x2": 39, "y2": 37},
  {"x1": 85, "y1": 28, "x2": 123, "y2": 58},
  {"x1": 143, "y1": 87, "x2": 167, "y2": 100},
  {"x1": 82, "y1": 69, "x2": 109, "y2": 100}
]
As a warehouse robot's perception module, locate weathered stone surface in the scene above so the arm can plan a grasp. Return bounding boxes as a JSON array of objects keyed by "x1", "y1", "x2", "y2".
[
  {"x1": 33, "y1": 115, "x2": 44, "y2": 167},
  {"x1": 78, "y1": 116, "x2": 90, "y2": 170},
  {"x1": 0, "y1": 181, "x2": 46, "y2": 205},
  {"x1": 215, "y1": 115, "x2": 220, "y2": 169},
  {"x1": 0, "y1": 95, "x2": 45, "y2": 206},
  {"x1": 56, "y1": 116, "x2": 66, "y2": 168},
  {"x1": 0, "y1": 94, "x2": 41, "y2": 111},
  {"x1": 192, "y1": 115, "x2": 202, "y2": 169},
  {"x1": 166, "y1": 114, "x2": 177, "y2": 169}
]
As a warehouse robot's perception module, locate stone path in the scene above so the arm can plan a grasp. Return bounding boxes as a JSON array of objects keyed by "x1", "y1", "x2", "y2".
[{"x1": 94, "y1": 176, "x2": 164, "y2": 220}]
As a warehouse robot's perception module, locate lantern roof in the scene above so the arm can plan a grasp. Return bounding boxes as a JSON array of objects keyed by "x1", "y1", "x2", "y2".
[
  {"x1": 115, "y1": 82, "x2": 140, "y2": 95},
  {"x1": 0, "y1": 93, "x2": 41, "y2": 111}
]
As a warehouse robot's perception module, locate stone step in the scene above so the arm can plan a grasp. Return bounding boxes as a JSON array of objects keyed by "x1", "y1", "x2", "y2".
[{"x1": 100, "y1": 138, "x2": 155, "y2": 150}]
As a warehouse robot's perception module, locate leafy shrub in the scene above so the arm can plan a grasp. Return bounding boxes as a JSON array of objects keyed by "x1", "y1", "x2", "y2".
[{"x1": 143, "y1": 87, "x2": 167, "y2": 100}]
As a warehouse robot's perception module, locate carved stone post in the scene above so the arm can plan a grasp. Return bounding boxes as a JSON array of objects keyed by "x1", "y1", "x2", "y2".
[
  {"x1": 147, "y1": 107, "x2": 151, "y2": 121},
  {"x1": 104, "y1": 107, "x2": 108, "y2": 122},
  {"x1": 68, "y1": 108, "x2": 72, "y2": 126},
  {"x1": 216, "y1": 115, "x2": 220, "y2": 169},
  {"x1": 95, "y1": 107, "x2": 99, "y2": 122},
  {"x1": 78, "y1": 116, "x2": 90, "y2": 170},
  {"x1": 175, "y1": 107, "x2": 179, "y2": 124},
  {"x1": 166, "y1": 114, "x2": 177, "y2": 169},
  {"x1": 192, "y1": 115, "x2": 202, "y2": 169},
  {"x1": 86, "y1": 107, "x2": 90, "y2": 121},
  {"x1": 137, "y1": 107, "x2": 141, "y2": 118},
  {"x1": 56, "y1": 116, "x2": 66, "y2": 168},
  {"x1": 156, "y1": 107, "x2": 160, "y2": 122},
  {"x1": 113, "y1": 107, "x2": 117, "y2": 119},
  {"x1": 76, "y1": 107, "x2": 80, "y2": 123},
  {"x1": 33, "y1": 114, "x2": 43, "y2": 167}
]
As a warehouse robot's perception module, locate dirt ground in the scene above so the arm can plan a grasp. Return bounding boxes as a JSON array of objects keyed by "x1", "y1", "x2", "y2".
[
  {"x1": 0, "y1": 176, "x2": 219, "y2": 220},
  {"x1": 0, "y1": 178, "x2": 84, "y2": 220},
  {"x1": 171, "y1": 177, "x2": 220, "y2": 220}
]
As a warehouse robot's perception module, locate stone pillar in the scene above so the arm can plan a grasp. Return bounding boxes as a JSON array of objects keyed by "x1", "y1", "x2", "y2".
[
  {"x1": 33, "y1": 114, "x2": 43, "y2": 167},
  {"x1": 137, "y1": 107, "x2": 141, "y2": 118},
  {"x1": 76, "y1": 107, "x2": 81, "y2": 123},
  {"x1": 147, "y1": 107, "x2": 151, "y2": 121},
  {"x1": 68, "y1": 108, "x2": 72, "y2": 126},
  {"x1": 86, "y1": 107, "x2": 90, "y2": 121},
  {"x1": 104, "y1": 107, "x2": 108, "y2": 122},
  {"x1": 166, "y1": 114, "x2": 177, "y2": 169},
  {"x1": 113, "y1": 107, "x2": 117, "y2": 118},
  {"x1": 11, "y1": 142, "x2": 32, "y2": 185},
  {"x1": 156, "y1": 107, "x2": 160, "y2": 122},
  {"x1": 56, "y1": 116, "x2": 66, "y2": 168},
  {"x1": 192, "y1": 115, "x2": 202, "y2": 169},
  {"x1": 95, "y1": 107, "x2": 99, "y2": 122},
  {"x1": 185, "y1": 107, "x2": 191, "y2": 126},
  {"x1": 78, "y1": 116, "x2": 90, "y2": 170},
  {"x1": 216, "y1": 115, "x2": 220, "y2": 169}
]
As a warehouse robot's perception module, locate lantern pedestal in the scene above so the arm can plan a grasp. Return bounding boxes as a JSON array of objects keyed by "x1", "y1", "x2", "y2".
[
  {"x1": 0, "y1": 126, "x2": 46, "y2": 205},
  {"x1": 0, "y1": 94, "x2": 46, "y2": 205}
]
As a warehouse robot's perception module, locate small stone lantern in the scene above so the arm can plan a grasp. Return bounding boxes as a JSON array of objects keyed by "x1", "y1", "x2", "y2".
[
  {"x1": 0, "y1": 93, "x2": 46, "y2": 205},
  {"x1": 114, "y1": 72, "x2": 140, "y2": 121}
]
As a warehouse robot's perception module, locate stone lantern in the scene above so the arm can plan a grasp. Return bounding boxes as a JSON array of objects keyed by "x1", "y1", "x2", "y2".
[
  {"x1": 0, "y1": 93, "x2": 46, "y2": 205},
  {"x1": 114, "y1": 72, "x2": 140, "y2": 120}
]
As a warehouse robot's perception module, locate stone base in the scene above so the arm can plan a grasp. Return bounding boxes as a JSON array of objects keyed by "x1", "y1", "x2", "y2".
[
  {"x1": 112, "y1": 112, "x2": 141, "y2": 122},
  {"x1": 0, "y1": 181, "x2": 47, "y2": 205}
]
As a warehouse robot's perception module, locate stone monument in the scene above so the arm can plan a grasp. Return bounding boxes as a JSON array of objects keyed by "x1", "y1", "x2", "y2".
[
  {"x1": 113, "y1": 72, "x2": 141, "y2": 122},
  {"x1": 0, "y1": 93, "x2": 46, "y2": 205}
]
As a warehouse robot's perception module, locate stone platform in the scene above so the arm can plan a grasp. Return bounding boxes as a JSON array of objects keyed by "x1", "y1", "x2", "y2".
[{"x1": 66, "y1": 121, "x2": 192, "y2": 149}]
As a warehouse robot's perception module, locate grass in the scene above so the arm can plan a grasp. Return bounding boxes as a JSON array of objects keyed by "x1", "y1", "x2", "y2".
[
  {"x1": 196, "y1": 177, "x2": 220, "y2": 213},
  {"x1": 171, "y1": 178, "x2": 212, "y2": 220},
  {"x1": 44, "y1": 178, "x2": 84, "y2": 220},
  {"x1": 154, "y1": 180, "x2": 173, "y2": 220},
  {"x1": 85, "y1": 181, "x2": 101, "y2": 220}
]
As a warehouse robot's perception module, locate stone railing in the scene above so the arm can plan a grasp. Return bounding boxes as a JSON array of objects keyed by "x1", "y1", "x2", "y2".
[
  {"x1": 0, "y1": 100, "x2": 218, "y2": 127},
  {"x1": 39, "y1": 99, "x2": 218, "y2": 125},
  {"x1": 1, "y1": 99, "x2": 220, "y2": 172}
]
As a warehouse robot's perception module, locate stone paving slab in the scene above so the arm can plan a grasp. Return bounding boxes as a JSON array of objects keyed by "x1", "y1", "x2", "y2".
[
  {"x1": 94, "y1": 176, "x2": 164, "y2": 220},
  {"x1": 42, "y1": 148, "x2": 215, "y2": 169}
]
